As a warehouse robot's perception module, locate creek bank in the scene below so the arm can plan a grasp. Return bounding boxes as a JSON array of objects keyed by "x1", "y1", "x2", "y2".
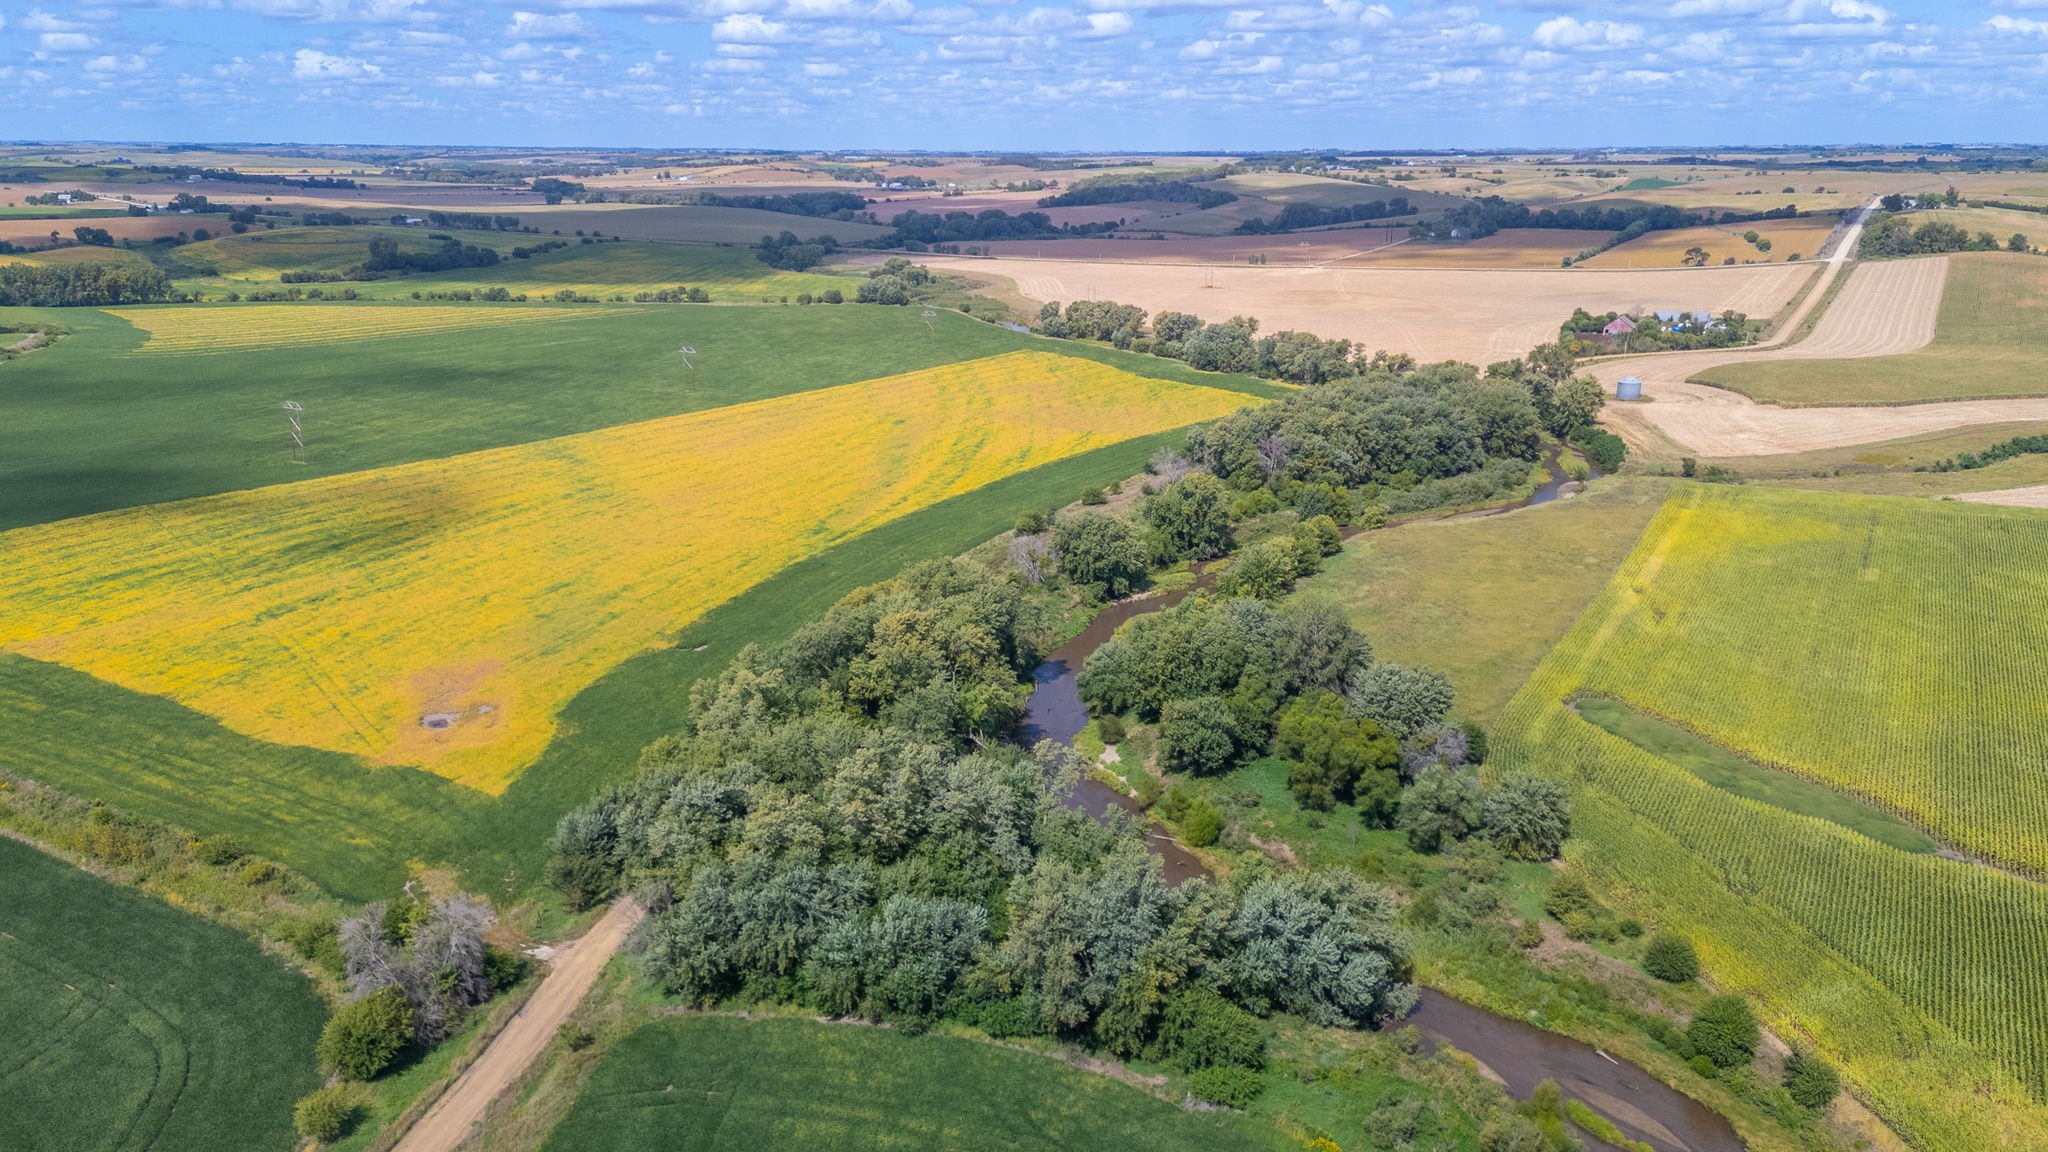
[{"x1": 1016, "y1": 510, "x2": 1741, "y2": 1152}]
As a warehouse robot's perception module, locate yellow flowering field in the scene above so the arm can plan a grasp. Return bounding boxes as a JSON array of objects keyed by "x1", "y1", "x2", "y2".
[
  {"x1": 0, "y1": 351, "x2": 1252, "y2": 793},
  {"x1": 118, "y1": 303, "x2": 623, "y2": 354}
]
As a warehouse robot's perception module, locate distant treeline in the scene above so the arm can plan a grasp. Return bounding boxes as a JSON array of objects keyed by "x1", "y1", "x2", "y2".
[
  {"x1": 280, "y1": 237, "x2": 500, "y2": 282},
  {"x1": 757, "y1": 230, "x2": 839, "y2": 271},
  {"x1": 0, "y1": 262, "x2": 174, "y2": 306},
  {"x1": 1925, "y1": 433, "x2": 2048, "y2": 473},
  {"x1": 422, "y1": 211, "x2": 523, "y2": 232},
  {"x1": 142, "y1": 166, "x2": 359, "y2": 189},
  {"x1": 1235, "y1": 197, "x2": 1413, "y2": 235},
  {"x1": 1426, "y1": 196, "x2": 1802, "y2": 241},
  {"x1": 696, "y1": 190, "x2": 871, "y2": 218},
  {"x1": 880, "y1": 209, "x2": 1116, "y2": 247},
  {"x1": 1039, "y1": 170, "x2": 1239, "y2": 210}
]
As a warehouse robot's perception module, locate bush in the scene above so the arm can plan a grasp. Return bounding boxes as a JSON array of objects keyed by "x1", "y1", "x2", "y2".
[
  {"x1": 972, "y1": 995, "x2": 1045, "y2": 1038},
  {"x1": 559, "y1": 1022, "x2": 597, "y2": 1051},
  {"x1": 1180, "y1": 795, "x2": 1223, "y2": 847},
  {"x1": 1159, "y1": 985, "x2": 1266, "y2": 1071},
  {"x1": 293, "y1": 1084, "x2": 363, "y2": 1143},
  {"x1": 1013, "y1": 509, "x2": 1049, "y2": 535},
  {"x1": 1513, "y1": 919, "x2": 1544, "y2": 949},
  {"x1": 190, "y1": 833, "x2": 247, "y2": 865},
  {"x1": 1480, "y1": 773, "x2": 1570, "y2": 860},
  {"x1": 1187, "y1": 1064, "x2": 1264, "y2": 1109},
  {"x1": 1158, "y1": 695, "x2": 1240, "y2": 774},
  {"x1": 1095, "y1": 713, "x2": 1126, "y2": 744},
  {"x1": 1542, "y1": 873, "x2": 1598, "y2": 921},
  {"x1": 236, "y1": 857, "x2": 277, "y2": 885},
  {"x1": 1079, "y1": 486, "x2": 1109, "y2": 505},
  {"x1": 1687, "y1": 995, "x2": 1759, "y2": 1069},
  {"x1": 1689, "y1": 1053, "x2": 1718, "y2": 1078},
  {"x1": 317, "y1": 985, "x2": 414, "y2": 1080},
  {"x1": 1642, "y1": 934, "x2": 1700, "y2": 983},
  {"x1": 1365, "y1": 1095, "x2": 1423, "y2": 1147},
  {"x1": 1560, "y1": 910, "x2": 1599, "y2": 941},
  {"x1": 1783, "y1": 1048, "x2": 1841, "y2": 1109},
  {"x1": 1617, "y1": 917, "x2": 1643, "y2": 939}
]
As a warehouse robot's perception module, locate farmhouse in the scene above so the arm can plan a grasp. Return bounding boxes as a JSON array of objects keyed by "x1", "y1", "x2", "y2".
[{"x1": 1602, "y1": 316, "x2": 1637, "y2": 336}]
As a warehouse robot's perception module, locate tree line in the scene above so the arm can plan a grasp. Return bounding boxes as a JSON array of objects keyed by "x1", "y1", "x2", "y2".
[
  {"x1": 1233, "y1": 197, "x2": 1414, "y2": 235},
  {"x1": 1039, "y1": 170, "x2": 1240, "y2": 210},
  {"x1": 1859, "y1": 213, "x2": 2023, "y2": 258},
  {"x1": 0, "y1": 261, "x2": 175, "y2": 306},
  {"x1": 1427, "y1": 195, "x2": 1803, "y2": 243}
]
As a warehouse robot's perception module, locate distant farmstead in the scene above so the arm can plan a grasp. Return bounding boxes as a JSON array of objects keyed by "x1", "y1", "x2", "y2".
[{"x1": 1602, "y1": 316, "x2": 1637, "y2": 336}]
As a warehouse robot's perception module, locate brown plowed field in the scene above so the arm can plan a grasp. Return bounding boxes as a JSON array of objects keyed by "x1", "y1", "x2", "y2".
[
  {"x1": 964, "y1": 228, "x2": 1610, "y2": 268},
  {"x1": 1584, "y1": 257, "x2": 2048, "y2": 457},
  {"x1": 923, "y1": 255, "x2": 1809, "y2": 365}
]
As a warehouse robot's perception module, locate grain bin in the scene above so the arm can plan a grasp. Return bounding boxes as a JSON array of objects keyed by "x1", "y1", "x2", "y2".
[{"x1": 1616, "y1": 375, "x2": 1643, "y2": 401}]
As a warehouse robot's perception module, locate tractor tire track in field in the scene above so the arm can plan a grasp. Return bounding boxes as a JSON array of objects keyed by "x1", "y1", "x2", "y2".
[
  {"x1": 1589, "y1": 201, "x2": 2048, "y2": 456},
  {"x1": 391, "y1": 898, "x2": 643, "y2": 1152}
]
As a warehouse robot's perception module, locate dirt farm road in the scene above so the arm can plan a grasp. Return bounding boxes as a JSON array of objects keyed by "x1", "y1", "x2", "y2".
[
  {"x1": 1590, "y1": 203, "x2": 2048, "y2": 457},
  {"x1": 391, "y1": 899, "x2": 644, "y2": 1152}
]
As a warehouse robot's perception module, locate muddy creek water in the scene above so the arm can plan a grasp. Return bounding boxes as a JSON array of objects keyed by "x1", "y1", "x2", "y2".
[{"x1": 1016, "y1": 456, "x2": 1740, "y2": 1152}]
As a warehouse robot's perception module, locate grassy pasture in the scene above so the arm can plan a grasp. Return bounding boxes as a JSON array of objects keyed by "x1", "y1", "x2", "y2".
[
  {"x1": 0, "y1": 836, "x2": 324, "y2": 1152},
  {"x1": 1297, "y1": 478, "x2": 1671, "y2": 724},
  {"x1": 159, "y1": 228, "x2": 849, "y2": 299},
  {"x1": 539, "y1": 1016, "x2": 1287, "y2": 1152},
  {"x1": 0, "y1": 352, "x2": 1252, "y2": 793},
  {"x1": 1493, "y1": 483, "x2": 2048, "y2": 1148},
  {"x1": 1700, "y1": 253, "x2": 2048, "y2": 404}
]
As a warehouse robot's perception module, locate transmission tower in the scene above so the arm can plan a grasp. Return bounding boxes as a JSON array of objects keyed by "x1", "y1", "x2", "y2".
[{"x1": 281, "y1": 401, "x2": 305, "y2": 462}]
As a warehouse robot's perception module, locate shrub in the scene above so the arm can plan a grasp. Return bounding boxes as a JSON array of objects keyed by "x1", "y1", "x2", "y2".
[
  {"x1": 1783, "y1": 1048, "x2": 1841, "y2": 1109},
  {"x1": 1642, "y1": 934, "x2": 1700, "y2": 983},
  {"x1": 317, "y1": 985, "x2": 414, "y2": 1080},
  {"x1": 559, "y1": 1022, "x2": 597, "y2": 1051},
  {"x1": 1480, "y1": 773, "x2": 1570, "y2": 860},
  {"x1": 1365, "y1": 1096, "x2": 1424, "y2": 1147},
  {"x1": 1689, "y1": 1053, "x2": 1718, "y2": 1078},
  {"x1": 1398, "y1": 765, "x2": 1481, "y2": 853},
  {"x1": 1180, "y1": 795, "x2": 1223, "y2": 847},
  {"x1": 1158, "y1": 984, "x2": 1266, "y2": 1071},
  {"x1": 1187, "y1": 1064, "x2": 1264, "y2": 1109},
  {"x1": 1560, "y1": 910, "x2": 1599, "y2": 941},
  {"x1": 236, "y1": 857, "x2": 277, "y2": 885},
  {"x1": 973, "y1": 995, "x2": 1046, "y2": 1038},
  {"x1": 1617, "y1": 917, "x2": 1643, "y2": 939},
  {"x1": 1513, "y1": 919, "x2": 1545, "y2": 949},
  {"x1": 1158, "y1": 695, "x2": 1240, "y2": 774},
  {"x1": 1079, "y1": 486, "x2": 1109, "y2": 505},
  {"x1": 1013, "y1": 509, "x2": 1049, "y2": 535},
  {"x1": 190, "y1": 833, "x2": 247, "y2": 866},
  {"x1": 1542, "y1": 873, "x2": 1598, "y2": 921},
  {"x1": 1687, "y1": 995, "x2": 1759, "y2": 1069},
  {"x1": 1095, "y1": 713, "x2": 1126, "y2": 744},
  {"x1": 292, "y1": 1084, "x2": 363, "y2": 1143}
]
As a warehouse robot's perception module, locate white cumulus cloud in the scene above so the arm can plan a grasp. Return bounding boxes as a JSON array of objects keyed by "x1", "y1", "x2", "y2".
[
  {"x1": 84, "y1": 53, "x2": 150, "y2": 73},
  {"x1": 1532, "y1": 15, "x2": 1642, "y2": 49},
  {"x1": 292, "y1": 47, "x2": 379, "y2": 77}
]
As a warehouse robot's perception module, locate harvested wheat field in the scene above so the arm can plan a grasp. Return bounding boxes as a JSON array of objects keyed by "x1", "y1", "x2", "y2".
[
  {"x1": 1957, "y1": 485, "x2": 2048, "y2": 509},
  {"x1": 1594, "y1": 256, "x2": 2048, "y2": 456},
  {"x1": 0, "y1": 351, "x2": 1252, "y2": 793},
  {"x1": 1579, "y1": 214, "x2": 1844, "y2": 268},
  {"x1": 926, "y1": 255, "x2": 1809, "y2": 364}
]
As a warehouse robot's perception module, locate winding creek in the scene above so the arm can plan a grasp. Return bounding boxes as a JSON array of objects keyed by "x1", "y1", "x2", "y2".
[{"x1": 1017, "y1": 451, "x2": 1741, "y2": 1152}]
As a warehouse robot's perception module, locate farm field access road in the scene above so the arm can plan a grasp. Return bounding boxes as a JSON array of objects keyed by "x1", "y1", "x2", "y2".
[
  {"x1": 391, "y1": 899, "x2": 644, "y2": 1152},
  {"x1": 1590, "y1": 202, "x2": 2048, "y2": 457}
]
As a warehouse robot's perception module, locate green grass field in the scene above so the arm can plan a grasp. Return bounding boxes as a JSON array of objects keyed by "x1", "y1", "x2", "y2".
[
  {"x1": 0, "y1": 836, "x2": 325, "y2": 1152},
  {"x1": 539, "y1": 1016, "x2": 1289, "y2": 1152},
  {"x1": 0, "y1": 302, "x2": 1283, "y2": 898},
  {"x1": 1297, "y1": 478, "x2": 1671, "y2": 725},
  {"x1": 154, "y1": 228, "x2": 851, "y2": 300},
  {"x1": 501, "y1": 203, "x2": 896, "y2": 245},
  {"x1": 0, "y1": 302, "x2": 1259, "y2": 531},
  {"x1": 1491, "y1": 482, "x2": 2048, "y2": 1150},
  {"x1": 1699, "y1": 253, "x2": 2048, "y2": 404},
  {"x1": 1572, "y1": 698, "x2": 1937, "y2": 854}
]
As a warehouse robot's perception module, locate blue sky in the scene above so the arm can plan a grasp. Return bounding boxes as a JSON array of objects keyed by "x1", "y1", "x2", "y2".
[{"x1": 2, "y1": 0, "x2": 2044, "y2": 149}]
